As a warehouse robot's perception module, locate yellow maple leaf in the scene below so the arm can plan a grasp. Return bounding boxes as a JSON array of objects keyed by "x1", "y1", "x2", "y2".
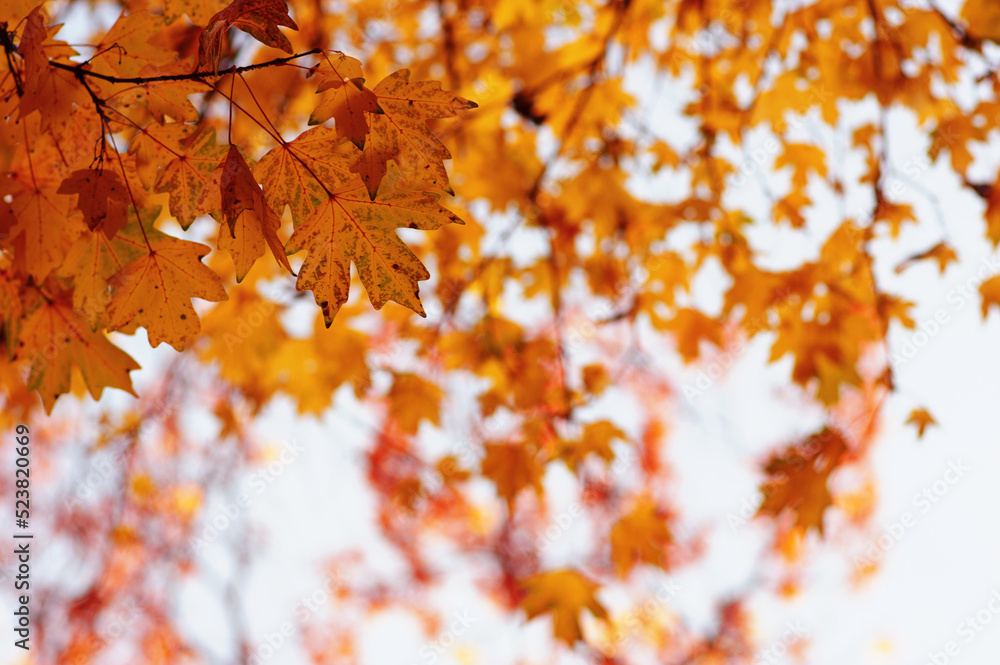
[
  {"x1": 252, "y1": 125, "x2": 357, "y2": 228},
  {"x1": 217, "y1": 145, "x2": 293, "y2": 281},
  {"x1": 129, "y1": 124, "x2": 229, "y2": 228},
  {"x1": 875, "y1": 201, "x2": 916, "y2": 238},
  {"x1": 387, "y1": 372, "x2": 443, "y2": 434},
  {"x1": 59, "y1": 213, "x2": 148, "y2": 329},
  {"x1": 663, "y1": 308, "x2": 723, "y2": 363},
  {"x1": 270, "y1": 315, "x2": 371, "y2": 414},
  {"x1": 609, "y1": 499, "x2": 672, "y2": 577},
  {"x1": 519, "y1": 569, "x2": 608, "y2": 645},
  {"x1": 556, "y1": 420, "x2": 624, "y2": 472},
  {"x1": 480, "y1": 441, "x2": 544, "y2": 513}
]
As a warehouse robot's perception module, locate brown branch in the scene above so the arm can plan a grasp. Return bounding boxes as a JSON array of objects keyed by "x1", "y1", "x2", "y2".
[{"x1": 50, "y1": 48, "x2": 322, "y2": 84}]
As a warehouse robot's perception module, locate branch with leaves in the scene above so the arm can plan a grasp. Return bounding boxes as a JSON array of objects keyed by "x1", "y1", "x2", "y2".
[{"x1": 1, "y1": 1, "x2": 475, "y2": 414}]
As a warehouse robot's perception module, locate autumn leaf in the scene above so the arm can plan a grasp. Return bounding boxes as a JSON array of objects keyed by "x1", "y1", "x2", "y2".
[
  {"x1": 107, "y1": 210, "x2": 228, "y2": 350},
  {"x1": 609, "y1": 499, "x2": 672, "y2": 577},
  {"x1": 581, "y1": 363, "x2": 611, "y2": 395},
  {"x1": 556, "y1": 420, "x2": 624, "y2": 472},
  {"x1": 307, "y1": 53, "x2": 381, "y2": 150},
  {"x1": 130, "y1": 123, "x2": 229, "y2": 228},
  {"x1": 894, "y1": 242, "x2": 958, "y2": 274},
  {"x1": 0, "y1": 270, "x2": 22, "y2": 356},
  {"x1": 962, "y1": 0, "x2": 1000, "y2": 41},
  {"x1": 774, "y1": 190, "x2": 809, "y2": 228},
  {"x1": 351, "y1": 69, "x2": 478, "y2": 198},
  {"x1": 218, "y1": 145, "x2": 293, "y2": 281},
  {"x1": 757, "y1": 427, "x2": 848, "y2": 536},
  {"x1": 437, "y1": 455, "x2": 471, "y2": 487},
  {"x1": 906, "y1": 408, "x2": 937, "y2": 439},
  {"x1": 768, "y1": 317, "x2": 865, "y2": 407},
  {"x1": 198, "y1": 0, "x2": 299, "y2": 72},
  {"x1": 775, "y1": 142, "x2": 827, "y2": 189},
  {"x1": 85, "y1": 10, "x2": 175, "y2": 80},
  {"x1": 8, "y1": 179, "x2": 83, "y2": 282},
  {"x1": 252, "y1": 125, "x2": 356, "y2": 227},
  {"x1": 57, "y1": 169, "x2": 130, "y2": 237},
  {"x1": 9, "y1": 0, "x2": 1000, "y2": 656},
  {"x1": 664, "y1": 307, "x2": 724, "y2": 363},
  {"x1": 269, "y1": 316, "x2": 372, "y2": 414},
  {"x1": 519, "y1": 569, "x2": 608, "y2": 645},
  {"x1": 16, "y1": 8, "x2": 87, "y2": 125},
  {"x1": 15, "y1": 298, "x2": 140, "y2": 414},
  {"x1": 164, "y1": 0, "x2": 226, "y2": 24},
  {"x1": 285, "y1": 167, "x2": 463, "y2": 325},
  {"x1": 980, "y1": 275, "x2": 1000, "y2": 319},
  {"x1": 59, "y1": 213, "x2": 149, "y2": 329},
  {"x1": 875, "y1": 201, "x2": 916, "y2": 238},
  {"x1": 387, "y1": 372, "x2": 443, "y2": 434},
  {"x1": 982, "y1": 184, "x2": 1000, "y2": 246},
  {"x1": 481, "y1": 441, "x2": 544, "y2": 513},
  {"x1": 877, "y1": 293, "x2": 915, "y2": 332}
]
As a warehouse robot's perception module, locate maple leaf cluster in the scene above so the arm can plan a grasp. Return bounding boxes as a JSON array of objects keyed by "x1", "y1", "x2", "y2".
[{"x1": 0, "y1": 0, "x2": 474, "y2": 413}]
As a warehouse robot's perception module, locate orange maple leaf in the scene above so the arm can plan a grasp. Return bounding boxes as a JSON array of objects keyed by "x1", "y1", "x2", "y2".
[
  {"x1": 387, "y1": 372, "x2": 443, "y2": 434},
  {"x1": 107, "y1": 209, "x2": 228, "y2": 350},
  {"x1": 130, "y1": 124, "x2": 229, "y2": 228},
  {"x1": 307, "y1": 53, "x2": 381, "y2": 150},
  {"x1": 218, "y1": 145, "x2": 293, "y2": 281},
  {"x1": 59, "y1": 214, "x2": 148, "y2": 328},
  {"x1": 57, "y1": 169, "x2": 130, "y2": 237},
  {"x1": 664, "y1": 307, "x2": 724, "y2": 363},
  {"x1": 198, "y1": 0, "x2": 298, "y2": 72},
  {"x1": 16, "y1": 8, "x2": 87, "y2": 125},
  {"x1": 980, "y1": 275, "x2": 1000, "y2": 319},
  {"x1": 757, "y1": 427, "x2": 848, "y2": 536},
  {"x1": 906, "y1": 408, "x2": 937, "y2": 439},
  {"x1": 519, "y1": 569, "x2": 608, "y2": 645},
  {"x1": 16, "y1": 297, "x2": 140, "y2": 414},
  {"x1": 609, "y1": 499, "x2": 673, "y2": 577},
  {"x1": 8, "y1": 180, "x2": 83, "y2": 282},
  {"x1": 894, "y1": 242, "x2": 959, "y2": 274},
  {"x1": 285, "y1": 167, "x2": 462, "y2": 325},
  {"x1": 252, "y1": 125, "x2": 356, "y2": 227},
  {"x1": 351, "y1": 69, "x2": 477, "y2": 199},
  {"x1": 481, "y1": 441, "x2": 544, "y2": 513},
  {"x1": 556, "y1": 420, "x2": 624, "y2": 472}
]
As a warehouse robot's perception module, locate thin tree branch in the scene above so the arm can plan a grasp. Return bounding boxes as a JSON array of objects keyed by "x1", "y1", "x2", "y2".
[{"x1": 50, "y1": 48, "x2": 322, "y2": 84}]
